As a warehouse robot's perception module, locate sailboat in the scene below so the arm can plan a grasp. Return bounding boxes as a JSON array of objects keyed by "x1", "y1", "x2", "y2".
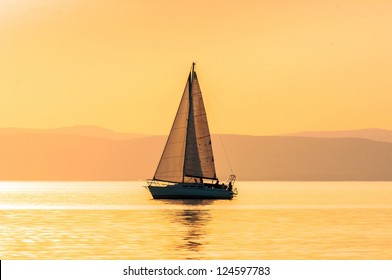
[{"x1": 146, "y1": 63, "x2": 237, "y2": 199}]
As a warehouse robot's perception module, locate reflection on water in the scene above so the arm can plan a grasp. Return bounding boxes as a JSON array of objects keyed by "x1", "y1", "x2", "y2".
[
  {"x1": 1, "y1": 181, "x2": 392, "y2": 259},
  {"x1": 177, "y1": 203, "x2": 211, "y2": 257},
  {"x1": 176, "y1": 209, "x2": 209, "y2": 255},
  {"x1": 163, "y1": 199, "x2": 212, "y2": 259}
]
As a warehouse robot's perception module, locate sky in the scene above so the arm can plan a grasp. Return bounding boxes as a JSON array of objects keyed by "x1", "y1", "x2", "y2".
[{"x1": 1, "y1": 0, "x2": 391, "y2": 136}]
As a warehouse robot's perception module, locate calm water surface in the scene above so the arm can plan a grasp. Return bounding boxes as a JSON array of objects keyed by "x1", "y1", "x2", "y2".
[{"x1": 1, "y1": 181, "x2": 392, "y2": 259}]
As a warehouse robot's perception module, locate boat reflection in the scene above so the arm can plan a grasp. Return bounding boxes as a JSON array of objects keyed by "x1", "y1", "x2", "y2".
[{"x1": 163, "y1": 199, "x2": 212, "y2": 259}]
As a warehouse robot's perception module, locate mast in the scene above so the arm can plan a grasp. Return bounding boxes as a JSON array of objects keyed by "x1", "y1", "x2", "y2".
[
  {"x1": 191, "y1": 62, "x2": 196, "y2": 82},
  {"x1": 182, "y1": 62, "x2": 196, "y2": 183}
]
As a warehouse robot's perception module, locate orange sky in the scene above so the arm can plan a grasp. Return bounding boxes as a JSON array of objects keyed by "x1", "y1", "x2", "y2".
[{"x1": 1, "y1": 0, "x2": 391, "y2": 135}]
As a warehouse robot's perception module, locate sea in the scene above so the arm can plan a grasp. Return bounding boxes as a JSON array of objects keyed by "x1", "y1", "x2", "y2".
[{"x1": 1, "y1": 181, "x2": 392, "y2": 260}]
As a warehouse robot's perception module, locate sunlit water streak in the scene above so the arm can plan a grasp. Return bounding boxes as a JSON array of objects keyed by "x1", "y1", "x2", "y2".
[{"x1": 1, "y1": 181, "x2": 392, "y2": 259}]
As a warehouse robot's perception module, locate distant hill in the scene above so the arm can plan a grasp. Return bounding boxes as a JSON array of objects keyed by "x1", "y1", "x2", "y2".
[
  {"x1": 1, "y1": 128, "x2": 392, "y2": 181},
  {"x1": 284, "y1": 128, "x2": 392, "y2": 144},
  {"x1": 0, "y1": 133, "x2": 164, "y2": 181},
  {"x1": 212, "y1": 135, "x2": 392, "y2": 181}
]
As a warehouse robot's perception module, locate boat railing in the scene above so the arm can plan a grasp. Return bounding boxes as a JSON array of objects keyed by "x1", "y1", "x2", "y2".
[
  {"x1": 224, "y1": 174, "x2": 236, "y2": 186},
  {"x1": 223, "y1": 174, "x2": 238, "y2": 196},
  {"x1": 146, "y1": 180, "x2": 171, "y2": 187}
]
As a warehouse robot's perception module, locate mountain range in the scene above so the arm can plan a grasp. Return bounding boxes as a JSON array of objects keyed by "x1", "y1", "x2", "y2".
[
  {"x1": 1, "y1": 126, "x2": 392, "y2": 181},
  {"x1": 283, "y1": 128, "x2": 392, "y2": 144}
]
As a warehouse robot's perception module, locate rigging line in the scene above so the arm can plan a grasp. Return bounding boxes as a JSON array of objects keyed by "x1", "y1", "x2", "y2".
[
  {"x1": 198, "y1": 67, "x2": 234, "y2": 175},
  {"x1": 217, "y1": 129, "x2": 234, "y2": 175}
]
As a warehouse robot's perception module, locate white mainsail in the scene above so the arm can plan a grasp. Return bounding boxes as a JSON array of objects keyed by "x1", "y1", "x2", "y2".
[{"x1": 153, "y1": 66, "x2": 217, "y2": 183}]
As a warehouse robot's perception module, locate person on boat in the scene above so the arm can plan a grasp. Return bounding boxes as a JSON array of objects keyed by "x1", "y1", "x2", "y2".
[{"x1": 228, "y1": 182, "x2": 233, "y2": 192}]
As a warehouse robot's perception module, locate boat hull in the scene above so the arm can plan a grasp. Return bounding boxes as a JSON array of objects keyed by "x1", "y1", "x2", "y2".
[{"x1": 147, "y1": 184, "x2": 234, "y2": 199}]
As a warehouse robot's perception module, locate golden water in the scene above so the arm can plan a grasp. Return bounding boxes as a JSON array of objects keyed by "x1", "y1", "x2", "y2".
[{"x1": 1, "y1": 181, "x2": 392, "y2": 259}]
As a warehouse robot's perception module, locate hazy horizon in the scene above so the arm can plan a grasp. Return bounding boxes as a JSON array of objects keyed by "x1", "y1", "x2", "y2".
[{"x1": 1, "y1": 125, "x2": 392, "y2": 138}]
